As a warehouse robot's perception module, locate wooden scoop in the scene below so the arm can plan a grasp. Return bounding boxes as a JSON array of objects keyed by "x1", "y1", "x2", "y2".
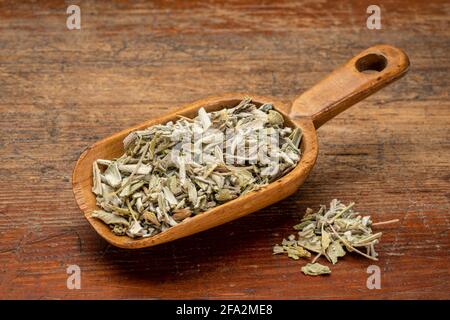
[{"x1": 72, "y1": 44, "x2": 409, "y2": 249}]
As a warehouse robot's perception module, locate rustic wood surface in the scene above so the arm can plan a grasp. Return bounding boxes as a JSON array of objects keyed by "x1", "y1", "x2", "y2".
[{"x1": 0, "y1": 0, "x2": 449, "y2": 300}]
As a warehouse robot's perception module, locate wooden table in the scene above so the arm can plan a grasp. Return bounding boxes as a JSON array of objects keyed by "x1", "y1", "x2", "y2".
[{"x1": 0, "y1": 0, "x2": 448, "y2": 300}]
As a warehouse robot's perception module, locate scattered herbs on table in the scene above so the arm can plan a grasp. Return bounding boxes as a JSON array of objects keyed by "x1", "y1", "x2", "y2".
[{"x1": 273, "y1": 199, "x2": 399, "y2": 276}]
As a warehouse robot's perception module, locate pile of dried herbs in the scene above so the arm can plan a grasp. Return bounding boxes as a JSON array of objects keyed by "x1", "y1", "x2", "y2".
[
  {"x1": 273, "y1": 199, "x2": 399, "y2": 276},
  {"x1": 91, "y1": 98, "x2": 302, "y2": 238}
]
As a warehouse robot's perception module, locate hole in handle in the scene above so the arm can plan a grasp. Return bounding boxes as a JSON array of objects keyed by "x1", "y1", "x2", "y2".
[{"x1": 355, "y1": 53, "x2": 387, "y2": 73}]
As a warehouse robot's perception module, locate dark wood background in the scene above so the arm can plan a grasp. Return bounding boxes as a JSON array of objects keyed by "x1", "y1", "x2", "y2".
[{"x1": 0, "y1": 0, "x2": 448, "y2": 299}]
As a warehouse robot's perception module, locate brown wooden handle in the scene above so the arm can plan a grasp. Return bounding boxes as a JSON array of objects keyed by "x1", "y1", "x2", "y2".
[{"x1": 289, "y1": 44, "x2": 410, "y2": 129}]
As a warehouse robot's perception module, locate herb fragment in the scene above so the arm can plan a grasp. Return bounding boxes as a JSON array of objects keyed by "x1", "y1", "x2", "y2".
[
  {"x1": 301, "y1": 263, "x2": 331, "y2": 276},
  {"x1": 273, "y1": 199, "x2": 399, "y2": 275}
]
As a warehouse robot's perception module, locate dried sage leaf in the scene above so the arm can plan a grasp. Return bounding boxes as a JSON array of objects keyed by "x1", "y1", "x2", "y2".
[
  {"x1": 91, "y1": 210, "x2": 129, "y2": 227},
  {"x1": 326, "y1": 240, "x2": 346, "y2": 264},
  {"x1": 301, "y1": 263, "x2": 331, "y2": 276},
  {"x1": 273, "y1": 244, "x2": 284, "y2": 254},
  {"x1": 172, "y1": 208, "x2": 192, "y2": 222},
  {"x1": 142, "y1": 211, "x2": 160, "y2": 226},
  {"x1": 103, "y1": 163, "x2": 122, "y2": 188},
  {"x1": 321, "y1": 230, "x2": 332, "y2": 251},
  {"x1": 92, "y1": 161, "x2": 103, "y2": 195}
]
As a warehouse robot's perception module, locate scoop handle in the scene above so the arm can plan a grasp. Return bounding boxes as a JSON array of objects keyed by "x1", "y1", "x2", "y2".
[{"x1": 289, "y1": 44, "x2": 410, "y2": 129}]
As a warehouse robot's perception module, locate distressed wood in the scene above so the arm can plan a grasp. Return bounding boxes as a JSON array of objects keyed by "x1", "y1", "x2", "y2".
[{"x1": 0, "y1": 0, "x2": 449, "y2": 299}]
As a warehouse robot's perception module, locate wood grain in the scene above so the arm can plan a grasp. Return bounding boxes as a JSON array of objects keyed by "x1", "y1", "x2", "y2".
[{"x1": 0, "y1": 0, "x2": 449, "y2": 299}]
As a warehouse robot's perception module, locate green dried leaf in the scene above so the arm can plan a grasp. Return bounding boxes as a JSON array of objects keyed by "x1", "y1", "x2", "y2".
[
  {"x1": 103, "y1": 203, "x2": 130, "y2": 216},
  {"x1": 172, "y1": 208, "x2": 192, "y2": 222},
  {"x1": 234, "y1": 169, "x2": 253, "y2": 188},
  {"x1": 167, "y1": 175, "x2": 182, "y2": 195},
  {"x1": 142, "y1": 211, "x2": 160, "y2": 226},
  {"x1": 157, "y1": 192, "x2": 168, "y2": 214},
  {"x1": 186, "y1": 180, "x2": 198, "y2": 204},
  {"x1": 162, "y1": 186, "x2": 178, "y2": 206},
  {"x1": 288, "y1": 128, "x2": 302, "y2": 148},
  {"x1": 127, "y1": 220, "x2": 144, "y2": 238},
  {"x1": 326, "y1": 241, "x2": 346, "y2": 264},
  {"x1": 321, "y1": 230, "x2": 332, "y2": 251},
  {"x1": 287, "y1": 250, "x2": 300, "y2": 260},
  {"x1": 148, "y1": 134, "x2": 159, "y2": 160},
  {"x1": 287, "y1": 246, "x2": 311, "y2": 259},
  {"x1": 92, "y1": 161, "x2": 103, "y2": 195},
  {"x1": 293, "y1": 221, "x2": 313, "y2": 231},
  {"x1": 298, "y1": 223, "x2": 315, "y2": 238},
  {"x1": 301, "y1": 263, "x2": 331, "y2": 276},
  {"x1": 119, "y1": 180, "x2": 144, "y2": 197},
  {"x1": 297, "y1": 237, "x2": 322, "y2": 254},
  {"x1": 104, "y1": 163, "x2": 122, "y2": 188},
  {"x1": 112, "y1": 224, "x2": 127, "y2": 235},
  {"x1": 119, "y1": 164, "x2": 152, "y2": 175},
  {"x1": 215, "y1": 189, "x2": 237, "y2": 202},
  {"x1": 91, "y1": 210, "x2": 129, "y2": 227},
  {"x1": 273, "y1": 245, "x2": 284, "y2": 254},
  {"x1": 267, "y1": 110, "x2": 284, "y2": 126}
]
